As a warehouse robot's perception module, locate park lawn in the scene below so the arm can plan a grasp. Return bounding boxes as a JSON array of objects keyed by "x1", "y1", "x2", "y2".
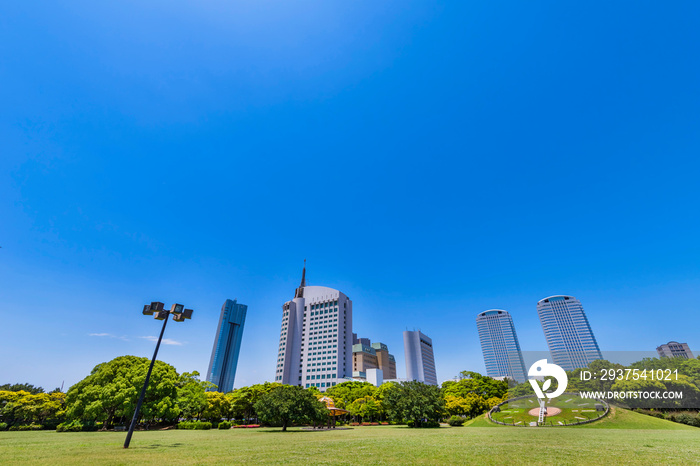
[{"x1": 1, "y1": 411, "x2": 699, "y2": 466}]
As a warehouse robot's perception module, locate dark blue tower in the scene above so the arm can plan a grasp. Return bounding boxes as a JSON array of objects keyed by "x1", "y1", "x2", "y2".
[{"x1": 206, "y1": 299, "x2": 247, "y2": 392}]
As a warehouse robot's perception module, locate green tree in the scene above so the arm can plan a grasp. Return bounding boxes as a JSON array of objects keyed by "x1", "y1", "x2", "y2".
[
  {"x1": 383, "y1": 381, "x2": 444, "y2": 427},
  {"x1": 201, "y1": 391, "x2": 231, "y2": 422},
  {"x1": 324, "y1": 381, "x2": 376, "y2": 409},
  {"x1": 443, "y1": 372, "x2": 508, "y2": 400},
  {"x1": 254, "y1": 385, "x2": 326, "y2": 431},
  {"x1": 0, "y1": 383, "x2": 44, "y2": 394},
  {"x1": 177, "y1": 372, "x2": 213, "y2": 420},
  {"x1": 64, "y1": 355, "x2": 179, "y2": 428},
  {"x1": 228, "y1": 382, "x2": 282, "y2": 422}
]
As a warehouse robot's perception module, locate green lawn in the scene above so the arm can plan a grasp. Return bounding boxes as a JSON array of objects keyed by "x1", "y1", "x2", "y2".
[{"x1": 1, "y1": 410, "x2": 698, "y2": 465}]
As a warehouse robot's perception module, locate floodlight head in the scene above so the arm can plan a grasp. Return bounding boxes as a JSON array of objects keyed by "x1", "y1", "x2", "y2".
[
  {"x1": 171, "y1": 303, "x2": 184, "y2": 314},
  {"x1": 154, "y1": 310, "x2": 169, "y2": 320},
  {"x1": 173, "y1": 313, "x2": 185, "y2": 322},
  {"x1": 150, "y1": 302, "x2": 164, "y2": 312},
  {"x1": 183, "y1": 309, "x2": 193, "y2": 319},
  {"x1": 142, "y1": 304, "x2": 154, "y2": 316}
]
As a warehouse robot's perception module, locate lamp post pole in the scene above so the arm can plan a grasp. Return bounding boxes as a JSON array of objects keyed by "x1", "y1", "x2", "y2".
[{"x1": 123, "y1": 301, "x2": 193, "y2": 449}]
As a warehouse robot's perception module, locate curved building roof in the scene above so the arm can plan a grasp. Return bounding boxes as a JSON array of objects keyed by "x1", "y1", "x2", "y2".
[
  {"x1": 476, "y1": 309, "x2": 510, "y2": 318},
  {"x1": 537, "y1": 295, "x2": 577, "y2": 304}
]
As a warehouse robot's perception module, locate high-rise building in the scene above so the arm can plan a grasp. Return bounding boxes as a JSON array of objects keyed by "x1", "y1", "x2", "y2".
[
  {"x1": 403, "y1": 330, "x2": 437, "y2": 385},
  {"x1": 352, "y1": 337, "x2": 397, "y2": 379},
  {"x1": 537, "y1": 295, "x2": 602, "y2": 371},
  {"x1": 476, "y1": 309, "x2": 527, "y2": 383},
  {"x1": 206, "y1": 299, "x2": 248, "y2": 392},
  {"x1": 657, "y1": 341, "x2": 694, "y2": 359},
  {"x1": 275, "y1": 264, "x2": 353, "y2": 390}
]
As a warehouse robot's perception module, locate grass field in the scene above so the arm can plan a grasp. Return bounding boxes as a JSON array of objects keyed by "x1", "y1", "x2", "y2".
[{"x1": 1, "y1": 408, "x2": 698, "y2": 465}]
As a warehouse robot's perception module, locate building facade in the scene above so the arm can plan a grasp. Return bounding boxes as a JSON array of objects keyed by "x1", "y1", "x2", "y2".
[
  {"x1": 476, "y1": 309, "x2": 527, "y2": 383},
  {"x1": 403, "y1": 330, "x2": 437, "y2": 385},
  {"x1": 275, "y1": 265, "x2": 353, "y2": 390},
  {"x1": 206, "y1": 299, "x2": 248, "y2": 392},
  {"x1": 537, "y1": 295, "x2": 602, "y2": 371},
  {"x1": 352, "y1": 336, "x2": 397, "y2": 379},
  {"x1": 657, "y1": 341, "x2": 694, "y2": 359}
]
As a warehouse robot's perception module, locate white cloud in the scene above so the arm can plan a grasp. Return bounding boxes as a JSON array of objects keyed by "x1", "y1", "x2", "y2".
[{"x1": 139, "y1": 336, "x2": 184, "y2": 346}]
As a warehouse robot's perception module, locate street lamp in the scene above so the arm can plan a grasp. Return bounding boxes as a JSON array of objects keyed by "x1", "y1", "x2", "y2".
[{"x1": 123, "y1": 301, "x2": 193, "y2": 449}]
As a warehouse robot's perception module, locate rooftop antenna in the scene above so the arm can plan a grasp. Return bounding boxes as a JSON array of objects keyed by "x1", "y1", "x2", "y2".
[{"x1": 295, "y1": 259, "x2": 306, "y2": 298}]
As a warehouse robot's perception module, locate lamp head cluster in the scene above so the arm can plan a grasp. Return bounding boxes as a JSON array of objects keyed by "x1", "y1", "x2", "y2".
[{"x1": 142, "y1": 301, "x2": 193, "y2": 322}]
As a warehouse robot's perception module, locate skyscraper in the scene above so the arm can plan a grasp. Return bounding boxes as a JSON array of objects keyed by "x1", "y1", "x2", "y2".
[
  {"x1": 476, "y1": 309, "x2": 527, "y2": 383},
  {"x1": 206, "y1": 299, "x2": 248, "y2": 392},
  {"x1": 657, "y1": 341, "x2": 694, "y2": 359},
  {"x1": 537, "y1": 295, "x2": 602, "y2": 371},
  {"x1": 403, "y1": 330, "x2": 437, "y2": 385},
  {"x1": 275, "y1": 264, "x2": 354, "y2": 390}
]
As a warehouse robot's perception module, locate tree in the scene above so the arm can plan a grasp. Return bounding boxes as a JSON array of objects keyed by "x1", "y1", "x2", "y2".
[
  {"x1": 444, "y1": 393, "x2": 489, "y2": 418},
  {"x1": 0, "y1": 383, "x2": 44, "y2": 394},
  {"x1": 254, "y1": 385, "x2": 326, "y2": 431},
  {"x1": 177, "y1": 372, "x2": 213, "y2": 420},
  {"x1": 383, "y1": 381, "x2": 444, "y2": 427},
  {"x1": 348, "y1": 396, "x2": 379, "y2": 422},
  {"x1": 324, "y1": 381, "x2": 375, "y2": 409},
  {"x1": 443, "y1": 372, "x2": 508, "y2": 400},
  {"x1": 64, "y1": 355, "x2": 179, "y2": 428},
  {"x1": 0, "y1": 390, "x2": 65, "y2": 426},
  {"x1": 228, "y1": 383, "x2": 281, "y2": 423},
  {"x1": 201, "y1": 391, "x2": 231, "y2": 422}
]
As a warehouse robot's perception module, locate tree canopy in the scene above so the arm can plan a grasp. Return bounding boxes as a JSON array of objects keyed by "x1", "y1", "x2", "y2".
[
  {"x1": 254, "y1": 385, "x2": 327, "y2": 431},
  {"x1": 64, "y1": 355, "x2": 179, "y2": 428}
]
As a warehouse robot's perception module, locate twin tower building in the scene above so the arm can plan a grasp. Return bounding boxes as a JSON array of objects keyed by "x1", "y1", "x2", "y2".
[{"x1": 477, "y1": 295, "x2": 603, "y2": 383}]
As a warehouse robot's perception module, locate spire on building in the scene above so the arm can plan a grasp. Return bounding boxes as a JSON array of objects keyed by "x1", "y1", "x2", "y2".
[{"x1": 295, "y1": 260, "x2": 306, "y2": 298}]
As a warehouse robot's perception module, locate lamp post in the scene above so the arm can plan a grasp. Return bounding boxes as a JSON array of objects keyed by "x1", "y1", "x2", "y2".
[{"x1": 123, "y1": 301, "x2": 193, "y2": 449}]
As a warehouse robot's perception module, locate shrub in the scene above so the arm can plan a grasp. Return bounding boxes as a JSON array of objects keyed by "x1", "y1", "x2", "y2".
[
  {"x1": 57, "y1": 420, "x2": 84, "y2": 432},
  {"x1": 218, "y1": 421, "x2": 232, "y2": 429},
  {"x1": 0, "y1": 423, "x2": 7, "y2": 431},
  {"x1": 406, "y1": 420, "x2": 415, "y2": 428},
  {"x1": 675, "y1": 413, "x2": 697, "y2": 427},
  {"x1": 447, "y1": 415, "x2": 465, "y2": 427},
  {"x1": 177, "y1": 421, "x2": 212, "y2": 430}
]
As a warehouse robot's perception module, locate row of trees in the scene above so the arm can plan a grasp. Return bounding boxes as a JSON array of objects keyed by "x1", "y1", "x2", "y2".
[{"x1": 1, "y1": 356, "x2": 509, "y2": 430}]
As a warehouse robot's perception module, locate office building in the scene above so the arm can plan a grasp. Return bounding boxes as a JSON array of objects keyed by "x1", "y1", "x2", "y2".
[
  {"x1": 352, "y1": 336, "x2": 397, "y2": 379},
  {"x1": 476, "y1": 309, "x2": 527, "y2": 383},
  {"x1": 206, "y1": 299, "x2": 248, "y2": 392},
  {"x1": 657, "y1": 341, "x2": 694, "y2": 359},
  {"x1": 537, "y1": 295, "x2": 602, "y2": 371},
  {"x1": 403, "y1": 330, "x2": 437, "y2": 385},
  {"x1": 275, "y1": 264, "x2": 353, "y2": 390}
]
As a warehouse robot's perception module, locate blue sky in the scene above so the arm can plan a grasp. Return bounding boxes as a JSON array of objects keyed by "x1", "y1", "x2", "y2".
[{"x1": 1, "y1": 1, "x2": 699, "y2": 391}]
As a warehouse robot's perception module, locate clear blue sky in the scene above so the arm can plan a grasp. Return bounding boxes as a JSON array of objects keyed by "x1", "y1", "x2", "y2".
[{"x1": 1, "y1": 1, "x2": 699, "y2": 391}]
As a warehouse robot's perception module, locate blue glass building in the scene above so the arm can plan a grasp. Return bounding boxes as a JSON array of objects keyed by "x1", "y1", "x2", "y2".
[
  {"x1": 537, "y1": 295, "x2": 602, "y2": 371},
  {"x1": 206, "y1": 299, "x2": 247, "y2": 392},
  {"x1": 476, "y1": 310, "x2": 527, "y2": 383}
]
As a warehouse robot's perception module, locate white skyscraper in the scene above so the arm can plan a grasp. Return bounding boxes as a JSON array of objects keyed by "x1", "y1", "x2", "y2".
[
  {"x1": 476, "y1": 309, "x2": 527, "y2": 383},
  {"x1": 403, "y1": 330, "x2": 437, "y2": 385},
  {"x1": 537, "y1": 295, "x2": 602, "y2": 371},
  {"x1": 274, "y1": 263, "x2": 353, "y2": 390}
]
